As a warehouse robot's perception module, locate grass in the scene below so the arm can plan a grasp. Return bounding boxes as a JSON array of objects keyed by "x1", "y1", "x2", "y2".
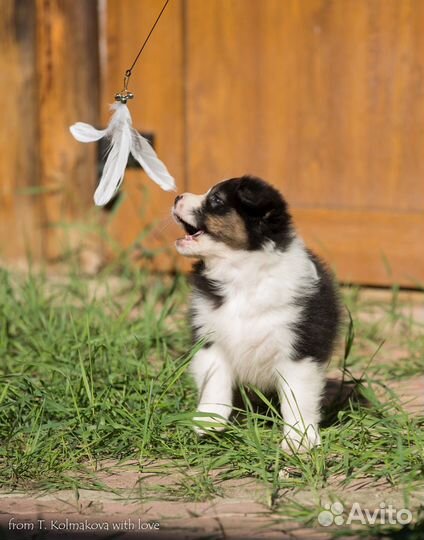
[{"x1": 0, "y1": 261, "x2": 423, "y2": 538}]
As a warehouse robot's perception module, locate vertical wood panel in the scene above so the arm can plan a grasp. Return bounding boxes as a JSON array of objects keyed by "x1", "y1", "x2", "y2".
[
  {"x1": 36, "y1": 0, "x2": 100, "y2": 259},
  {"x1": 101, "y1": 0, "x2": 185, "y2": 269},
  {"x1": 0, "y1": 0, "x2": 41, "y2": 260},
  {"x1": 2, "y1": 0, "x2": 423, "y2": 284},
  {"x1": 187, "y1": 0, "x2": 424, "y2": 212},
  {"x1": 186, "y1": 0, "x2": 424, "y2": 286}
]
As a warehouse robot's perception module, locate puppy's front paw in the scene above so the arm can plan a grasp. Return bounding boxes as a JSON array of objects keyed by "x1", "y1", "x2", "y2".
[
  {"x1": 281, "y1": 425, "x2": 321, "y2": 454},
  {"x1": 193, "y1": 416, "x2": 227, "y2": 436},
  {"x1": 193, "y1": 407, "x2": 229, "y2": 436}
]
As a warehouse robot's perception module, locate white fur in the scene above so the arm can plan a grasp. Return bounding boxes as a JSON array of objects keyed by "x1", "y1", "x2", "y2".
[
  {"x1": 189, "y1": 237, "x2": 324, "y2": 451},
  {"x1": 277, "y1": 358, "x2": 325, "y2": 451},
  {"x1": 173, "y1": 189, "x2": 326, "y2": 451},
  {"x1": 191, "y1": 346, "x2": 233, "y2": 433}
]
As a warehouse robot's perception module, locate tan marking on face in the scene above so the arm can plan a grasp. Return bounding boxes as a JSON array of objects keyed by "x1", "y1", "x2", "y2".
[{"x1": 205, "y1": 210, "x2": 249, "y2": 249}]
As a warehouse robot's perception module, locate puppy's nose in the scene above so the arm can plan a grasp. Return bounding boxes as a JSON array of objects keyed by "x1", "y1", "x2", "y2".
[{"x1": 174, "y1": 194, "x2": 183, "y2": 206}]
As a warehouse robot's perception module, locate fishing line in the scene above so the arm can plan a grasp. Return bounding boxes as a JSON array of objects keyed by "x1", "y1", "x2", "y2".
[{"x1": 116, "y1": 0, "x2": 171, "y2": 104}]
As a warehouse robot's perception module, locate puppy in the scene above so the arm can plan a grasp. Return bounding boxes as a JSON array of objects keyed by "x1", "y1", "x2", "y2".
[{"x1": 172, "y1": 175, "x2": 340, "y2": 451}]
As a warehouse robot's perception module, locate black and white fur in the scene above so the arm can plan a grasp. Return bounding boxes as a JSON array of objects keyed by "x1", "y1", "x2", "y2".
[{"x1": 172, "y1": 176, "x2": 340, "y2": 451}]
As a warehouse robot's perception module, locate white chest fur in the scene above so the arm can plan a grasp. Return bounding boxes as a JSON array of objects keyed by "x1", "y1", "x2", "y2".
[{"x1": 191, "y1": 238, "x2": 319, "y2": 390}]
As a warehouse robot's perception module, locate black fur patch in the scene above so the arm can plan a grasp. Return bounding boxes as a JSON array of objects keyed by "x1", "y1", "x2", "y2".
[
  {"x1": 190, "y1": 312, "x2": 213, "y2": 348},
  {"x1": 190, "y1": 260, "x2": 224, "y2": 309},
  {"x1": 291, "y1": 253, "x2": 342, "y2": 363},
  {"x1": 190, "y1": 261, "x2": 222, "y2": 345}
]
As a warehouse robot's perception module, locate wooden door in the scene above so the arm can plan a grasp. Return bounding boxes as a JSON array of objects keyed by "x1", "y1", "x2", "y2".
[{"x1": 185, "y1": 0, "x2": 424, "y2": 286}]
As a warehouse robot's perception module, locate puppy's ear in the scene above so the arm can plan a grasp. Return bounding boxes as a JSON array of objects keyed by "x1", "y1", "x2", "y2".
[
  {"x1": 236, "y1": 178, "x2": 271, "y2": 215},
  {"x1": 237, "y1": 184, "x2": 259, "y2": 207}
]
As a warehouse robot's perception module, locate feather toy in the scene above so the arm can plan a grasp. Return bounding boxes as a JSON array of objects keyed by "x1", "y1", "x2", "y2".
[
  {"x1": 70, "y1": 102, "x2": 176, "y2": 206},
  {"x1": 69, "y1": 0, "x2": 174, "y2": 206}
]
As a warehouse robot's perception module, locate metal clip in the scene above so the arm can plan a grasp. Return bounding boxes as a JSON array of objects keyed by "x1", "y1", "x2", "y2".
[
  {"x1": 114, "y1": 70, "x2": 134, "y2": 104},
  {"x1": 114, "y1": 91, "x2": 134, "y2": 104}
]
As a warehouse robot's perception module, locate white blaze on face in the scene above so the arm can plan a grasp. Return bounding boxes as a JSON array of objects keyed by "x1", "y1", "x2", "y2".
[
  {"x1": 172, "y1": 185, "x2": 248, "y2": 258},
  {"x1": 172, "y1": 191, "x2": 210, "y2": 257},
  {"x1": 173, "y1": 192, "x2": 206, "y2": 228}
]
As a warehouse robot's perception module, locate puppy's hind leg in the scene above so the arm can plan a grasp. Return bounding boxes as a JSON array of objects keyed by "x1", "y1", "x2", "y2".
[
  {"x1": 276, "y1": 357, "x2": 325, "y2": 452},
  {"x1": 190, "y1": 345, "x2": 233, "y2": 434}
]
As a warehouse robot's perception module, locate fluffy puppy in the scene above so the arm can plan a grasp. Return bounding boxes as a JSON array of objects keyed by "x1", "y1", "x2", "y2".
[{"x1": 172, "y1": 175, "x2": 341, "y2": 451}]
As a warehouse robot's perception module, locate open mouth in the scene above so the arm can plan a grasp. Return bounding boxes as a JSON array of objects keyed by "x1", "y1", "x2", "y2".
[{"x1": 174, "y1": 213, "x2": 204, "y2": 241}]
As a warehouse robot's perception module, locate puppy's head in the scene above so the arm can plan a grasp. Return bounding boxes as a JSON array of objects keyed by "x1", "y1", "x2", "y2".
[{"x1": 172, "y1": 175, "x2": 293, "y2": 258}]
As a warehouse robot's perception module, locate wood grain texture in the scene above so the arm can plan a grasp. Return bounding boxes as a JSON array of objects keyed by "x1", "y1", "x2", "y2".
[
  {"x1": 185, "y1": 0, "x2": 424, "y2": 285},
  {"x1": 0, "y1": 0, "x2": 41, "y2": 260},
  {"x1": 293, "y1": 208, "x2": 424, "y2": 286},
  {"x1": 2, "y1": 0, "x2": 423, "y2": 285},
  {"x1": 36, "y1": 0, "x2": 100, "y2": 259},
  {"x1": 186, "y1": 0, "x2": 424, "y2": 210},
  {"x1": 101, "y1": 0, "x2": 185, "y2": 270}
]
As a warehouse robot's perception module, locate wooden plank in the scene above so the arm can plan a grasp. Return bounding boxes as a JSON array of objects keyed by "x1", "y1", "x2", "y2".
[
  {"x1": 186, "y1": 0, "x2": 424, "y2": 211},
  {"x1": 292, "y1": 208, "x2": 424, "y2": 287},
  {"x1": 36, "y1": 0, "x2": 100, "y2": 260},
  {"x1": 0, "y1": 0, "x2": 41, "y2": 260},
  {"x1": 100, "y1": 0, "x2": 185, "y2": 270},
  {"x1": 185, "y1": 0, "x2": 424, "y2": 285}
]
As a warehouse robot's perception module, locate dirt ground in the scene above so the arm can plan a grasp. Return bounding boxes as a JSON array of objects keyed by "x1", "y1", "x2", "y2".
[
  {"x1": 2, "y1": 447, "x2": 424, "y2": 539},
  {"x1": 1, "y1": 289, "x2": 423, "y2": 540}
]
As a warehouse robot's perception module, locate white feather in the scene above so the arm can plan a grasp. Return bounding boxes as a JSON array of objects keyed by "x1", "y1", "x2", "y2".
[
  {"x1": 94, "y1": 104, "x2": 131, "y2": 206},
  {"x1": 69, "y1": 122, "x2": 107, "y2": 142},
  {"x1": 130, "y1": 129, "x2": 176, "y2": 192},
  {"x1": 69, "y1": 102, "x2": 176, "y2": 205}
]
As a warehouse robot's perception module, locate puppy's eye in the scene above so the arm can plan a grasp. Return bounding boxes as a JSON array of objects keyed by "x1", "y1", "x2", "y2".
[{"x1": 209, "y1": 193, "x2": 224, "y2": 208}]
